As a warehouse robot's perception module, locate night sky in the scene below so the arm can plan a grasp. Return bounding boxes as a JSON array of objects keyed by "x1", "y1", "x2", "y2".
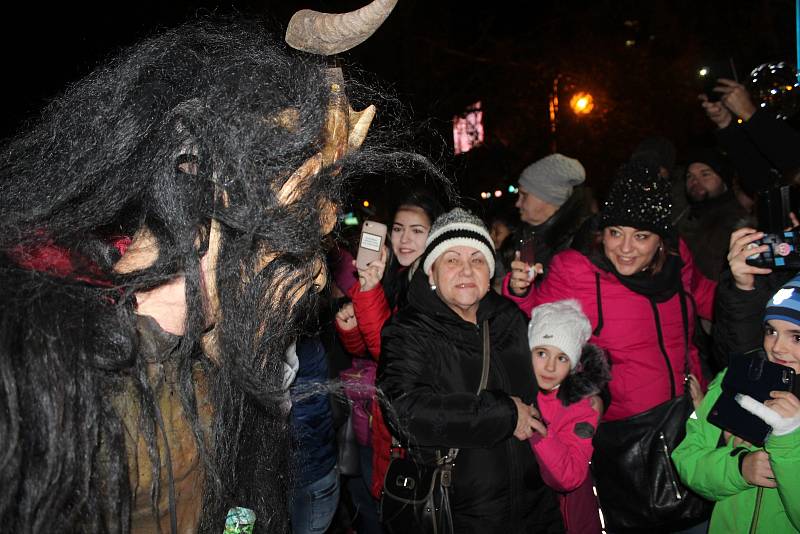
[{"x1": 1, "y1": 0, "x2": 797, "y2": 217}]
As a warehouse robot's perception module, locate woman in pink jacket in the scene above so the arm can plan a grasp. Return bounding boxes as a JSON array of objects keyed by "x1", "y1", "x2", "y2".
[{"x1": 504, "y1": 162, "x2": 715, "y2": 531}]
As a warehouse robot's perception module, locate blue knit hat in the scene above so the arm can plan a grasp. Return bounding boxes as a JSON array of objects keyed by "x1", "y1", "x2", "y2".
[{"x1": 765, "y1": 274, "x2": 800, "y2": 326}]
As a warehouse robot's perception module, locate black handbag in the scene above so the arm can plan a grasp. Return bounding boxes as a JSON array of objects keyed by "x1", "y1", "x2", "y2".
[
  {"x1": 591, "y1": 289, "x2": 712, "y2": 533},
  {"x1": 379, "y1": 320, "x2": 490, "y2": 534}
]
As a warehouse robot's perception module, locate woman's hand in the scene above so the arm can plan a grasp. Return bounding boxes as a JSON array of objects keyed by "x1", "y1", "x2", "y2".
[
  {"x1": 726, "y1": 227, "x2": 771, "y2": 290},
  {"x1": 687, "y1": 374, "x2": 704, "y2": 409},
  {"x1": 740, "y1": 450, "x2": 777, "y2": 488},
  {"x1": 357, "y1": 246, "x2": 388, "y2": 292},
  {"x1": 335, "y1": 302, "x2": 358, "y2": 331},
  {"x1": 508, "y1": 251, "x2": 543, "y2": 296},
  {"x1": 511, "y1": 396, "x2": 548, "y2": 440}
]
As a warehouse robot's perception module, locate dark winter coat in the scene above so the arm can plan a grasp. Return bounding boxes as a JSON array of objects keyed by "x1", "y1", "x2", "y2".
[
  {"x1": 377, "y1": 270, "x2": 564, "y2": 534},
  {"x1": 715, "y1": 110, "x2": 800, "y2": 197},
  {"x1": 290, "y1": 336, "x2": 337, "y2": 486},
  {"x1": 518, "y1": 187, "x2": 590, "y2": 277},
  {"x1": 675, "y1": 189, "x2": 748, "y2": 281},
  {"x1": 711, "y1": 268, "x2": 795, "y2": 369}
]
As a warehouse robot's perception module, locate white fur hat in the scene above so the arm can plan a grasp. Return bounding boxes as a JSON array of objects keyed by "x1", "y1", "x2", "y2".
[
  {"x1": 528, "y1": 299, "x2": 592, "y2": 369},
  {"x1": 422, "y1": 208, "x2": 495, "y2": 277}
]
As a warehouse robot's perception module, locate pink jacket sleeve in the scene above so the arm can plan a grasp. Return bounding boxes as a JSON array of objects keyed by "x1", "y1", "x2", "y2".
[
  {"x1": 529, "y1": 398, "x2": 600, "y2": 493},
  {"x1": 349, "y1": 281, "x2": 392, "y2": 360},
  {"x1": 501, "y1": 272, "x2": 537, "y2": 318},
  {"x1": 679, "y1": 238, "x2": 716, "y2": 321},
  {"x1": 501, "y1": 251, "x2": 585, "y2": 319}
]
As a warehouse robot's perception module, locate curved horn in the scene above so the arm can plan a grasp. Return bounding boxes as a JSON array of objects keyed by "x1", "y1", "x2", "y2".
[{"x1": 285, "y1": 0, "x2": 399, "y2": 55}]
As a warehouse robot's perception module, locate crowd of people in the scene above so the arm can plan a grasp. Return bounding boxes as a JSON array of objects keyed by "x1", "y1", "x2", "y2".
[
  {"x1": 2, "y1": 4, "x2": 800, "y2": 534},
  {"x1": 314, "y1": 76, "x2": 800, "y2": 534}
]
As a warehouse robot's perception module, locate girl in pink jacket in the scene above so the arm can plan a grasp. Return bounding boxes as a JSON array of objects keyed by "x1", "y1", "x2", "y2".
[{"x1": 527, "y1": 299, "x2": 611, "y2": 534}]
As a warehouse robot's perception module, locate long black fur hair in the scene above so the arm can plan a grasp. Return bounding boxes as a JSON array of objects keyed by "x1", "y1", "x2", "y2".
[{"x1": 0, "y1": 17, "x2": 441, "y2": 533}]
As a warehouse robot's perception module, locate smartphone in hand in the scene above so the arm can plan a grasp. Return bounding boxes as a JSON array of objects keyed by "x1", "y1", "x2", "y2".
[
  {"x1": 517, "y1": 230, "x2": 536, "y2": 265},
  {"x1": 356, "y1": 220, "x2": 387, "y2": 270}
]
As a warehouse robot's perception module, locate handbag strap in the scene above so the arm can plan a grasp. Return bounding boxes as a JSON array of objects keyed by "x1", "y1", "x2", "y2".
[
  {"x1": 678, "y1": 286, "x2": 691, "y2": 395},
  {"x1": 479, "y1": 319, "x2": 490, "y2": 391}
]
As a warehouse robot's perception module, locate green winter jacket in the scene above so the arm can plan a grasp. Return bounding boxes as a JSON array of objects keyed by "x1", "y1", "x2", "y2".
[{"x1": 672, "y1": 371, "x2": 800, "y2": 533}]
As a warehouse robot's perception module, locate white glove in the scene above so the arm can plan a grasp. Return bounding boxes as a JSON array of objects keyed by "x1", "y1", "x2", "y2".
[{"x1": 736, "y1": 394, "x2": 800, "y2": 436}]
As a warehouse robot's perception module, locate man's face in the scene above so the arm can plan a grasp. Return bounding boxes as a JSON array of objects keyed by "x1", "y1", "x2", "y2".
[
  {"x1": 686, "y1": 162, "x2": 726, "y2": 202},
  {"x1": 515, "y1": 187, "x2": 559, "y2": 226}
]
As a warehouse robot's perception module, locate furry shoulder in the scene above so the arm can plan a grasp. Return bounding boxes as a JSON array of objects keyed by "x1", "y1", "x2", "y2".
[{"x1": 556, "y1": 343, "x2": 611, "y2": 407}]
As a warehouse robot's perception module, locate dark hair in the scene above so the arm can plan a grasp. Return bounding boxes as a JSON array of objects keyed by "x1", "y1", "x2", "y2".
[
  {"x1": 0, "y1": 18, "x2": 443, "y2": 533},
  {"x1": 392, "y1": 190, "x2": 444, "y2": 228},
  {"x1": 382, "y1": 190, "x2": 443, "y2": 309}
]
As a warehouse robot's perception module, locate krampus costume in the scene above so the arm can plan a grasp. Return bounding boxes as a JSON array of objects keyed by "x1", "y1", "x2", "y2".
[{"x1": 0, "y1": 1, "x2": 417, "y2": 532}]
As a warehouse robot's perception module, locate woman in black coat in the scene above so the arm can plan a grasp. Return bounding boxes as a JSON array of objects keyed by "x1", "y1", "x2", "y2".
[{"x1": 377, "y1": 208, "x2": 563, "y2": 533}]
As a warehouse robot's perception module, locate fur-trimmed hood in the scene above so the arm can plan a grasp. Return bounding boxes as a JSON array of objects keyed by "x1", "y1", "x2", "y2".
[{"x1": 556, "y1": 343, "x2": 611, "y2": 407}]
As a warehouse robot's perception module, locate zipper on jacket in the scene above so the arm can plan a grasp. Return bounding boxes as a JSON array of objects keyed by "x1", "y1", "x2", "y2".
[
  {"x1": 649, "y1": 301, "x2": 677, "y2": 397},
  {"x1": 748, "y1": 486, "x2": 764, "y2": 534},
  {"x1": 659, "y1": 431, "x2": 682, "y2": 501}
]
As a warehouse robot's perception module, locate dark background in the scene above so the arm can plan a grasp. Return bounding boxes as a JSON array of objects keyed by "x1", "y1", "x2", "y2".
[{"x1": 1, "y1": 0, "x2": 797, "y2": 219}]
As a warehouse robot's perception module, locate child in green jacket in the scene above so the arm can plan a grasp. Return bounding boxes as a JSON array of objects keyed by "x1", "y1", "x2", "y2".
[{"x1": 672, "y1": 274, "x2": 800, "y2": 533}]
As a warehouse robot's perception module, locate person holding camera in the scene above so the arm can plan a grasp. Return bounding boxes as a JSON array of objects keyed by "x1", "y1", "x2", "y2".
[
  {"x1": 334, "y1": 191, "x2": 442, "y2": 529},
  {"x1": 711, "y1": 221, "x2": 800, "y2": 371},
  {"x1": 672, "y1": 275, "x2": 800, "y2": 533},
  {"x1": 506, "y1": 153, "x2": 591, "y2": 292},
  {"x1": 700, "y1": 78, "x2": 800, "y2": 199}
]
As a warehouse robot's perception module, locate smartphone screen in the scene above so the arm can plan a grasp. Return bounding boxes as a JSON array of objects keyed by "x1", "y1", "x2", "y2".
[{"x1": 356, "y1": 220, "x2": 387, "y2": 270}]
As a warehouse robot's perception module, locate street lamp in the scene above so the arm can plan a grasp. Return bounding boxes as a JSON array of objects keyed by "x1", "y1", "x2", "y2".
[
  {"x1": 548, "y1": 75, "x2": 595, "y2": 152},
  {"x1": 570, "y1": 92, "x2": 594, "y2": 115}
]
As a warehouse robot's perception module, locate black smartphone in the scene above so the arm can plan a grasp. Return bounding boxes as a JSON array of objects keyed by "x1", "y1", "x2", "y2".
[
  {"x1": 755, "y1": 183, "x2": 800, "y2": 234},
  {"x1": 697, "y1": 57, "x2": 739, "y2": 102},
  {"x1": 707, "y1": 350, "x2": 796, "y2": 445}
]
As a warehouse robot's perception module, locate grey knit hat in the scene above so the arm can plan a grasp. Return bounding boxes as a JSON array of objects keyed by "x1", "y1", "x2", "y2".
[
  {"x1": 518, "y1": 153, "x2": 586, "y2": 207},
  {"x1": 422, "y1": 208, "x2": 495, "y2": 277}
]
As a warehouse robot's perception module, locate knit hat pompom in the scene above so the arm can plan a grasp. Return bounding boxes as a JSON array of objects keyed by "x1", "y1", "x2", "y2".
[
  {"x1": 765, "y1": 273, "x2": 800, "y2": 326},
  {"x1": 422, "y1": 208, "x2": 495, "y2": 277},
  {"x1": 600, "y1": 161, "x2": 673, "y2": 237},
  {"x1": 528, "y1": 299, "x2": 592, "y2": 369}
]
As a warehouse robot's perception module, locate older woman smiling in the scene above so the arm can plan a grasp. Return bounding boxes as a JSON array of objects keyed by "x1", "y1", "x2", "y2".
[{"x1": 378, "y1": 208, "x2": 563, "y2": 533}]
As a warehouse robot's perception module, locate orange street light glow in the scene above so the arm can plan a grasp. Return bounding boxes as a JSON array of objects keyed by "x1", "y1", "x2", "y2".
[{"x1": 570, "y1": 92, "x2": 594, "y2": 115}]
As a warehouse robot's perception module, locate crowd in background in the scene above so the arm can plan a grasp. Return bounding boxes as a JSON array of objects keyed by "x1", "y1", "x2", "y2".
[{"x1": 288, "y1": 76, "x2": 800, "y2": 534}]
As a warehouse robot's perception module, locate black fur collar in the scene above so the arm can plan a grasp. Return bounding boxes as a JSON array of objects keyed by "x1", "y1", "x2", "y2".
[{"x1": 556, "y1": 343, "x2": 611, "y2": 407}]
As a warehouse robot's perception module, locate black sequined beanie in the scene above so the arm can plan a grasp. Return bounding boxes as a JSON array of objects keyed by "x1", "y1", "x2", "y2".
[{"x1": 600, "y1": 162, "x2": 674, "y2": 237}]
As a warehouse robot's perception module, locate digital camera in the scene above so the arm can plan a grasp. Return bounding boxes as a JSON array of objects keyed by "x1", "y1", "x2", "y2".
[{"x1": 746, "y1": 230, "x2": 800, "y2": 269}]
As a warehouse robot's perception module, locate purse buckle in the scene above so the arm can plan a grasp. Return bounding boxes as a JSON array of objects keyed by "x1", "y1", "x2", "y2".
[
  {"x1": 440, "y1": 464, "x2": 453, "y2": 488},
  {"x1": 396, "y1": 475, "x2": 416, "y2": 490}
]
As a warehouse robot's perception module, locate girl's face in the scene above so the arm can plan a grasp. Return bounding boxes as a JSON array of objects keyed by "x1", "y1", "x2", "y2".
[
  {"x1": 532, "y1": 345, "x2": 572, "y2": 392},
  {"x1": 391, "y1": 207, "x2": 431, "y2": 267},
  {"x1": 602, "y1": 226, "x2": 661, "y2": 276},
  {"x1": 763, "y1": 319, "x2": 800, "y2": 374}
]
